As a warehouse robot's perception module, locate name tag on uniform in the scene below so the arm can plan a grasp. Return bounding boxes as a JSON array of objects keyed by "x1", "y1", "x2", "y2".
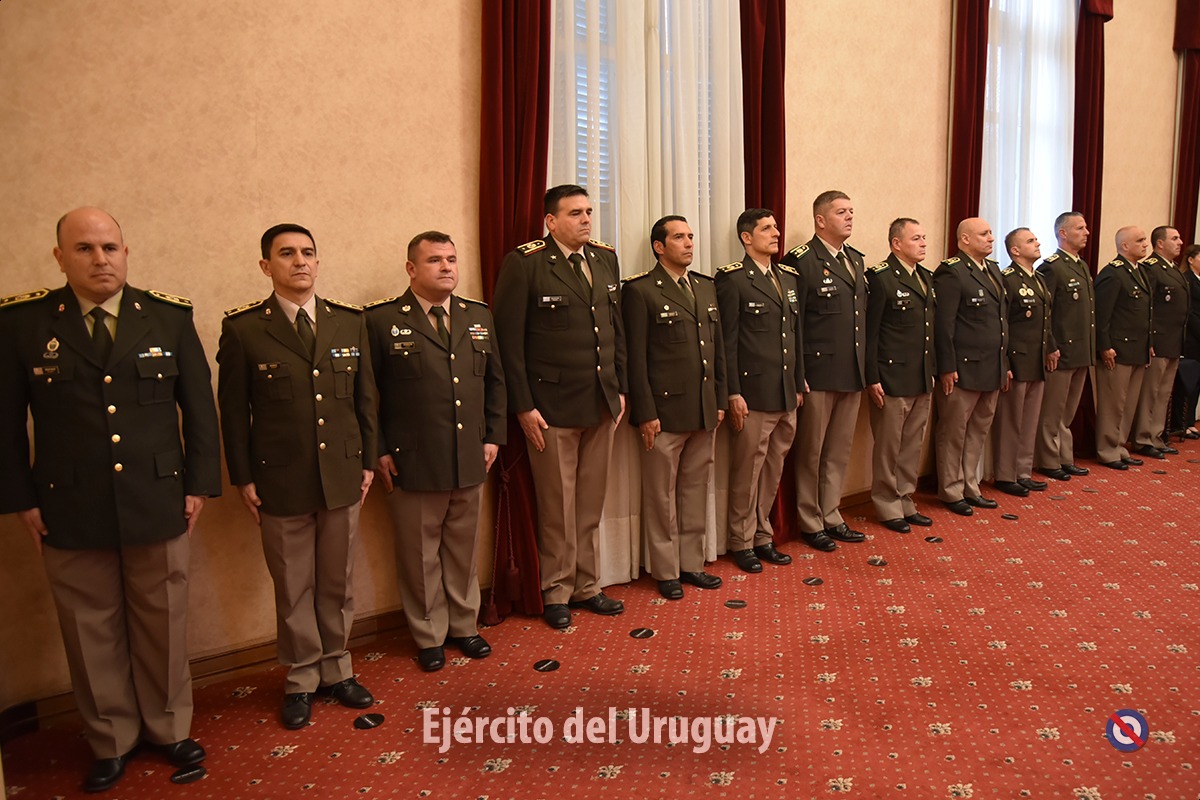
[
  {"x1": 468, "y1": 323, "x2": 490, "y2": 340},
  {"x1": 257, "y1": 362, "x2": 283, "y2": 371},
  {"x1": 33, "y1": 366, "x2": 60, "y2": 376},
  {"x1": 658, "y1": 310, "x2": 680, "y2": 320},
  {"x1": 138, "y1": 347, "x2": 173, "y2": 358},
  {"x1": 745, "y1": 301, "x2": 765, "y2": 311},
  {"x1": 331, "y1": 347, "x2": 360, "y2": 358},
  {"x1": 819, "y1": 285, "x2": 838, "y2": 297},
  {"x1": 539, "y1": 295, "x2": 567, "y2": 306}
]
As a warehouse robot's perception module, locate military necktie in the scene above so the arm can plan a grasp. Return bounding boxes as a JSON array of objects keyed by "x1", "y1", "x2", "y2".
[
  {"x1": 568, "y1": 252, "x2": 591, "y2": 294},
  {"x1": 431, "y1": 305, "x2": 451, "y2": 349},
  {"x1": 90, "y1": 307, "x2": 113, "y2": 363},
  {"x1": 767, "y1": 265, "x2": 783, "y2": 298},
  {"x1": 837, "y1": 251, "x2": 855, "y2": 286},
  {"x1": 677, "y1": 275, "x2": 695, "y2": 312},
  {"x1": 295, "y1": 307, "x2": 316, "y2": 359}
]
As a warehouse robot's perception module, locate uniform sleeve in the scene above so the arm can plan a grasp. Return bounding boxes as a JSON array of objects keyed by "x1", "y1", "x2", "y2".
[
  {"x1": 715, "y1": 271, "x2": 742, "y2": 397},
  {"x1": 1093, "y1": 267, "x2": 1118, "y2": 353},
  {"x1": 621, "y1": 282, "x2": 655, "y2": 426},
  {"x1": 483, "y1": 310, "x2": 507, "y2": 445},
  {"x1": 609, "y1": 255, "x2": 628, "y2": 394},
  {"x1": 864, "y1": 270, "x2": 884, "y2": 386},
  {"x1": 933, "y1": 264, "x2": 962, "y2": 375},
  {"x1": 492, "y1": 252, "x2": 535, "y2": 414},
  {"x1": 712, "y1": 287, "x2": 729, "y2": 410},
  {"x1": 216, "y1": 317, "x2": 255, "y2": 487},
  {"x1": 365, "y1": 309, "x2": 389, "y2": 458},
  {"x1": 352, "y1": 312, "x2": 380, "y2": 467},
  {"x1": 0, "y1": 311, "x2": 37, "y2": 513},
  {"x1": 175, "y1": 308, "x2": 222, "y2": 497}
]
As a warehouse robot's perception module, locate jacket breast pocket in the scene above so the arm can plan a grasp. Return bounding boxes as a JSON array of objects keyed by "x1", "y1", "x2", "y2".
[
  {"x1": 333, "y1": 356, "x2": 358, "y2": 398},
  {"x1": 656, "y1": 313, "x2": 686, "y2": 343},
  {"x1": 136, "y1": 357, "x2": 179, "y2": 405},
  {"x1": 252, "y1": 363, "x2": 294, "y2": 403},
  {"x1": 472, "y1": 338, "x2": 492, "y2": 376},
  {"x1": 389, "y1": 341, "x2": 422, "y2": 379},
  {"x1": 537, "y1": 296, "x2": 570, "y2": 330},
  {"x1": 30, "y1": 360, "x2": 74, "y2": 393},
  {"x1": 742, "y1": 305, "x2": 768, "y2": 331}
]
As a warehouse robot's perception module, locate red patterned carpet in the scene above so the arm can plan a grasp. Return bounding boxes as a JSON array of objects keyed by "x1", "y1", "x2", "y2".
[{"x1": 5, "y1": 452, "x2": 1200, "y2": 800}]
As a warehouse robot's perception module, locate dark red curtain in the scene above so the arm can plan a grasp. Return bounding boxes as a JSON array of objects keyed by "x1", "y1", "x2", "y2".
[
  {"x1": 1066, "y1": 0, "x2": 1114, "y2": 460},
  {"x1": 945, "y1": 0, "x2": 990, "y2": 254},
  {"x1": 740, "y1": 0, "x2": 796, "y2": 541},
  {"x1": 478, "y1": 0, "x2": 552, "y2": 624},
  {"x1": 1173, "y1": 1, "x2": 1200, "y2": 245}
]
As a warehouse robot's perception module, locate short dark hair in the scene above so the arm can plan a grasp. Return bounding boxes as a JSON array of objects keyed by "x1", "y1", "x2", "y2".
[
  {"x1": 407, "y1": 230, "x2": 455, "y2": 261},
  {"x1": 814, "y1": 190, "x2": 850, "y2": 217},
  {"x1": 1054, "y1": 211, "x2": 1083, "y2": 238},
  {"x1": 1151, "y1": 225, "x2": 1177, "y2": 248},
  {"x1": 1004, "y1": 227, "x2": 1031, "y2": 254},
  {"x1": 736, "y1": 208, "x2": 775, "y2": 239},
  {"x1": 261, "y1": 223, "x2": 315, "y2": 259},
  {"x1": 650, "y1": 215, "x2": 688, "y2": 257},
  {"x1": 889, "y1": 217, "x2": 919, "y2": 246},
  {"x1": 544, "y1": 184, "x2": 589, "y2": 216},
  {"x1": 1186, "y1": 244, "x2": 1200, "y2": 263}
]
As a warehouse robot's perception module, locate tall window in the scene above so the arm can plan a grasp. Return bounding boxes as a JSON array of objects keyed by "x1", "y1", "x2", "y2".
[
  {"x1": 548, "y1": 0, "x2": 744, "y2": 274},
  {"x1": 979, "y1": 0, "x2": 1077, "y2": 259}
]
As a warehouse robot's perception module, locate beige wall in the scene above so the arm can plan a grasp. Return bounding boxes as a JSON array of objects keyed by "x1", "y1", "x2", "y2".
[{"x1": 0, "y1": 0, "x2": 1185, "y2": 715}]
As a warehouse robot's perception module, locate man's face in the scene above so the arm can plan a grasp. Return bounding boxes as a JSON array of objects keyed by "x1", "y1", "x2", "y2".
[
  {"x1": 893, "y1": 222, "x2": 927, "y2": 265},
  {"x1": 54, "y1": 208, "x2": 129, "y2": 304},
  {"x1": 655, "y1": 220, "x2": 694, "y2": 271},
  {"x1": 816, "y1": 198, "x2": 854, "y2": 242},
  {"x1": 545, "y1": 193, "x2": 592, "y2": 250},
  {"x1": 406, "y1": 240, "x2": 459, "y2": 300},
  {"x1": 1158, "y1": 228, "x2": 1183, "y2": 260},
  {"x1": 1122, "y1": 228, "x2": 1150, "y2": 261},
  {"x1": 1059, "y1": 215, "x2": 1089, "y2": 252},
  {"x1": 260, "y1": 232, "x2": 319, "y2": 295},
  {"x1": 741, "y1": 215, "x2": 780, "y2": 259},
  {"x1": 1010, "y1": 230, "x2": 1042, "y2": 263},
  {"x1": 961, "y1": 220, "x2": 995, "y2": 260}
]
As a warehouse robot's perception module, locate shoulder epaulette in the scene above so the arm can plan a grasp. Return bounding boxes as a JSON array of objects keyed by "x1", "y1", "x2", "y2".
[
  {"x1": 458, "y1": 296, "x2": 489, "y2": 307},
  {"x1": 1043, "y1": 253, "x2": 1061, "y2": 262},
  {"x1": 623, "y1": 270, "x2": 651, "y2": 283},
  {"x1": 363, "y1": 296, "x2": 398, "y2": 309},
  {"x1": 846, "y1": 243, "x2": 865, "y2": 257},
  {"x1": 517, "y1": 239, "x2": 546, "y2": 256},
  {"x1": 324, "y1": 298, "x2": 363, "y2": 312},
  {"x1": 1108, "y1": 259, "x2": 1123, "y2": 267},
  {"x1": 0, "y1": 287, "x2": 50, "y2": 309},
  {"x1": 717, "y1": 262, "x2": 744, "y2": 273},
  {"x1": 786, "y1": 244, "x2": 809, "y2": 258},
  {"x1": 869, "y1": 261, "x2": 889, "y2": 273},
  {"x1": 588, "y1": 238, "x2": 616, "y2": 252},
  {"x1": 147, "y1": 290, "x2": 192, "y2": 308},
  {"x1": 1002, "y1": 267, "x2": 1015, "y2": 276},
  {"x1": 945, "y1": 256, "x2": 961, "y2": 265},
  {"x1": 224, "y1": 299, "x2": 265, "y2": 317},
  {"x1": 690, "y1": 271, "x2": 715, "y2": 281},
  {"x1": 778, "y1": 264, "x2": 800, "y2": 276}
]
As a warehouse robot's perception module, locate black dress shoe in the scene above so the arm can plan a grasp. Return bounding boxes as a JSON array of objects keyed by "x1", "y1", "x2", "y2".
[
  {"x1": 1160, "y1": 445, "x2": 1180, "y2": 455},
  {"x1": 281, "y1": 693, "x2": 312, "y2": 729},
  {"x1": 157, "y1": 738, "x2": 205, "y2": 767},
  {"x1": 1184, "y1": 429, "x2": 1200, "y2": 439},
  {"x1": 1120, "y1": 456, "x2": 1143, "y2": 466},
  {"x1": 945, "y1": 500, "x2": 974, "y2": 516},
  {"x1": 319, "y1": 677, "x2": 374, "y2": 708},
  {"x1": 84, "y1": 750, "x2": 135, "y2": 793},
  {"x1": 543, "y1": 603, "x2": 571, "y2": 629},
  {"x1": 825, "y1": 522, "x2": 866, "y2": 542},
  {"x1": 1036, "y1": 467, "x2": 1071, "y2": 481},
  {"x1": 729, "y1": 549, "x2": 763, "y2": 573},
  {"x1": 658, "y1": 579, "x2": 683, "y2": 600},
  {"x1": 1134, "y1": 444, "x2": 1166, "y2": 459},
  {"x1": 680, "y1": 571, "x2": 722, "y2": 589},
  {"x1": 905, "y1": 513, "x2": 933, "y2": 527},
  {"x1": 446, "y1": 635, "x2": 491, "y2": 659},
  {"x1": 1100, "y1": 460, "x2": 1129, "y2": 470},
  {"x1": 753, "y1": 542, "x2": 793, "y2": 565},
  {"x1": 1017, "y1": 477, "x2": 1047, "y2": 491},
  {"x1": 802, "y1": 530, "x2": 837, "y2": 552},
  {"x1": 417, "y1": 647, "x2": 445, "y2": 672},
  {"x1": 1061, "y1": 463, "x2": 1089, "y2": 476},
  {"x1": 881, "y1": 518, "x2": 910, "y2": 533},
  {"x1": 963, "y1": 495, "x2": 998, "y2": 509},
  {"x1": 569, "y1": 592, "x2": 624, "y2": 615},
  {"x1": 993, "y1": 480, "x2": 1029, "y2": 497}
]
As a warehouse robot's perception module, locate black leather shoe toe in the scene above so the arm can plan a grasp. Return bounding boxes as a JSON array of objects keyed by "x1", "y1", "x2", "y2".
[
  {"x1": 281, "y1": 693, "x2": 312, "y2": 729},
  {"x1": 658, "y1": 579, "x2": 684, "y2": 600},
  {"x1": 994, "y1": 480, "x2": 1029, "y2": 497},
  {"x1": 1135, "y1": 445, "x2": 1165, "y2": 459},
  {"x1": 1018, "y1": 477, "x2": 1047, "y2": 491},
  {"x1": 680, "y1": 571, "x2": 722, "y2": 589},
  {"x1": 1101, "y1": 460, "x2": 1129, "y2": 470},
  {"x1": 569, "y1": 592, "x2": 624, "y2": 615},
  {"x1": 1061, "y1": 463, "x2": 1089, "y2": 476},
  {"x1": 84, "y1": 751, "x2": 135, "y2": 793},
  {"x1": 447, "y1": 635, "x2": 491, "y2": 659},
  {"x1": 418, "y1": 647, "x2": 445, "y2": 672},
  {"x1": 825, "y1": 522, "x2": 866, "y2": 542},
  {"x1": 1160, "y1": 445, "x2": 1179, "y2": 455},
  {"x1": 964, "y1": 495, "x2": 998, "y2": 509},
  {"x1": 543, "y1": 603, "x2": 571, "y2": 629},
  {"x1": 802, "y1": 530, "x2": 838, "y2": 552},
  {"x1": 730, "y1": 549, "x2": 763, "y2": 573},
  {"x1": 881, "y1": 518, "x2": 910, "y2": 533},
  {"x1": 319, "y1": 677, "x2": 374, "y2": 708},
  {"x1": 753, "y1": 542, "x2": 793, "y2": 564},
  {"x1": 1036, "y1": 467, "x2": 1071, "y2": 481},
  {"x1": 1120, "y1": 456, "x2": 1142, "y2": 466},
  {"x1": 904, "y1": 513, "x2": 933, "y2": 527},
  {"x1": 945, "y1": 500, "x2": 974, "y2": 516},
  {"x1": 158, "y1": 738, "x2": 205, "y2": 768}
]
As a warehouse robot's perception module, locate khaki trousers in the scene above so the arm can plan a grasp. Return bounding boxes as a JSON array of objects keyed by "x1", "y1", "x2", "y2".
[
  {"x1": 527, "y1": 416, "x2": 615, "y2": 605},
  {"x1": 726, "y1": 409, "x2": 795, "y2": 550},
  {"x1": 993, "y1": 379, "x2": 1045, "y2": 481},
  {"x1": 935, "y1": 387, "x2": 998, "y2": 501},
  {"x1": 868, "y1": 392, "x2": 931, "y2": 521},
  {"x1": 387, "y1": 484, "x2": 483, "y2": 649},
  {"x1": 1036, "y1": 366, "x2": 1087, "y2": 468},
  {"x1": 43, "y1": 534, "x2": 192, "y2": 758},
  {"x1": 640, "y1": 428, "x2": 714, "y2": 580},
  {"x1": 1095, "y1": 362, "x2": 1147, "y2": 463},
  {"x1": 795, "y1": 390, "x2": 861, "y2": 532},
  {"x1": 1133, "y1": 356, "x2": 1179, "y2": 449},
  {"x1": 260, "y1": 504, "x2": 358, "y2": 694}
]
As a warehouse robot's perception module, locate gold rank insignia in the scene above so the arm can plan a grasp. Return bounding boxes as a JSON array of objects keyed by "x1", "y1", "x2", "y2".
[
  {"x1": 588, "y1": 238, "x2": 615, "y2": 252},
  {"x1": 778, "y1": 264, "x2": 800, "y2": 276},
  {"x1": 945, "y1": 257, "x2": 961, "y2": 264},
  {"x1": 623, "y1": 270, "x2": 650, "y2": 282},
  {"x1": 869, "y1": 262, "x2": 889, "y2": 273},
  {"x1": 1002, "y1": 267, "x2": 1015, "y2": 276},
  {"x1": 364, "y1": 296, "x2": 398, "y2": 308},
  {"x1": 460, "y1": 296, "x2": 489, "y2": 307},
  {"x1": 224, "y1": 299, "x2": 265, "y2": 317},
  {"x1": 717, "y1": 262, "x2": 743, "y2": 272},
  {"x1": 517, "y1": 239, "x2": 547, "y2": 256},
  {"x1": 324, "y1": 298, "x2": 363, "y2": 311},
  {"x1": 0, "y1": 287, "x2": 50, "y2": 308},
  {"x1": 787, "y1": 244, "x2": 809, "y2": 258},
  {"x1": 147, "y1": 290, "x2": 192, "y2": 307}
]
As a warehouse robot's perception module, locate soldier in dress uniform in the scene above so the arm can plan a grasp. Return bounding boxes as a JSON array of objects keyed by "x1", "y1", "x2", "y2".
[
  {"x1": 714, "y1": 208, "x2": 803, "y2": 573},
  {"x1": 366, "y1": 231, "x2": 505, "y2": 672},
  {"x1": 492, "y1": 185, "x2": 628, "y2": 629},
  {"x1": 1093, "y1": 226, "x2": 1153, "y2": 469},
  {"x1": 933, "y1": 217, "x2": 1011, "y2": 516},
  {"x1": 0, "y1": 207, "x2": 220, "y2": 792},
  {"x1": 1034, "y1": 212, "x2": 1095, "y2": 481},
  {"x1": 1131, "y1": 225, "x2": 1188, "y2": 458},
  {"x1": 780, "y1": 191, "x2": 869, "y2": 551},
  {"x1": 864, "y1": 218, "x2": 936, "y2": 533},
  {"x1": 992, "y1": 228, "x2": 1056, "y2": 496},
  {"x1": 623, "y1": 216, "x2": 726, "y2": 599},
  {"x1": 217, "y1": 223, "x2": 378, "y2": 729}
]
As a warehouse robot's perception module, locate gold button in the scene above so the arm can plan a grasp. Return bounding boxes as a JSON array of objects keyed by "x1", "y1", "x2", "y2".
[
  {"x1": 107, "y1": 405, "x2": 117, "y2": 414},
  {"x1": 104, "y1": 375, "x2": 113, "y2": 384},
  {"x1": 456, "y1": 423, "x2": 463, "y2": 430},
  {"x1": 319, "y1": 442, "x2": 327, "y2": 450},
  {"x1": 594, "y1": 326, "x2": 600, "y2": 333},
  {"x1": 318, "y1": 418, "x2": 325, "y2": 426},
  {"x1": 156, "y1": 373, "x2": 163, "y2": 380},
  {"x1": 347, "y1": 366, "x2": 353, "y2": 372},
  {"x1": 450, "y1": 354, "x2": 456, "y2": 361},
  {"x1": 702, "y1": 359, "x2": 708, "y2": 365},
  {"x1": 700, "y1": 340, "x2": 705, "y2": 346},
  {"x1": 46, "y1": 378, "x2": 53, "y2": 384},
  {"x1": 403, "y1": 351, "x2": 409, "y2": 357},
  {"x1": 316, "y1": 393, "x2": 323, "y2": 401},
  {"x1": 453, "y1": 377, "x2": 460, "y2": 384},
  {"x1": 114, "y1": 463, "x2": 123, "y2": 472},
  {"x1": 313, "y1": 369, "x2": 320, "y2": 377},
  {"x1": 455, "y1": 400, "x2": 461, "y2": 407},
  {"x1": 112, "y1": 434, "x2": 121, "y2": 443},
  {"x1": 782, "y1": 332, "x2": 787, "y2": 338},
  {"x1": 596, "y1": 366, "x2": 602, "y2": 372}
]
